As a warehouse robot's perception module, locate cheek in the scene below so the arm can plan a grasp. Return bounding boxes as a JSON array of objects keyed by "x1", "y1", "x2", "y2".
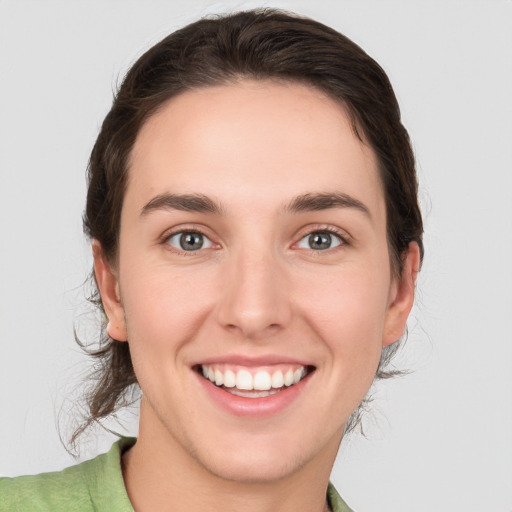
[
  {"x1": 119, "y1": 268, "x2": 215, "y2": 413},
  {"x1": 120, "y1": 263, "x2": 216, "y2": 349},
  {"x1": 299, "y1": 264, "x2": 391, "y2": 361},
  {"x1": 286, "y1": 266, "x2": 392, "y2": 425}
]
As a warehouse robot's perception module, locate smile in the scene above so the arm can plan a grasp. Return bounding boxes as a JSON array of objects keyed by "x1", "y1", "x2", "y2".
[{"x1": 199, "y1": 364, "x2": 312, "y2": 398}]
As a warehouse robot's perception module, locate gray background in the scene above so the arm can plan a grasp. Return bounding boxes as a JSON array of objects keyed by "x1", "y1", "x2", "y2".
[{"x1": 1, "y1": 1, "x2": 511, "y2": 511}]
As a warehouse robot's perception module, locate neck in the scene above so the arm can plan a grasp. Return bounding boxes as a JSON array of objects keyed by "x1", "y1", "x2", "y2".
[{"x1": 122, "y1": 400, "x2": 340, "y2": 512}]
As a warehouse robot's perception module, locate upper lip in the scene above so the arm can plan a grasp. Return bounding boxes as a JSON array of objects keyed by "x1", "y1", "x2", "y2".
[{"x1": 193, "y1": 354, "x2": 314, "y2": 368}]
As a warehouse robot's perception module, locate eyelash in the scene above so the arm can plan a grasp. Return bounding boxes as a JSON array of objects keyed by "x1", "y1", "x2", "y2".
[
  {"x1": 161, "y1": 225, "x2": 349, "y2": 255},
  {"x1": 295, "y1": 226, "x2": 349, "y2": 252},
  {"x1": 162, "y1": 227, "x2": 215, "y2": 255}
]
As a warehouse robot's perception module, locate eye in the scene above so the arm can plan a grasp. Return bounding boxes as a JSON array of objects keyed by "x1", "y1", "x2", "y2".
[
  {"x1": 297, "y1": 230, "x2": 343, "y2": 251},
  {"x1": 166, "y1": 231, "x2": 213, "y2": 251}
]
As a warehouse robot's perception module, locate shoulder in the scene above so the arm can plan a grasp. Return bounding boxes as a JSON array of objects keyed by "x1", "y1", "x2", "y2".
[
  {"x1": 0, "y1": 437, "x2": 136, "y2": 512},
  {"x1": 327, "y1": 482, "x2": 355, "y2": 512},
  {"x1": 0, "y1": 463, "x2": 91, "y2": 511}
]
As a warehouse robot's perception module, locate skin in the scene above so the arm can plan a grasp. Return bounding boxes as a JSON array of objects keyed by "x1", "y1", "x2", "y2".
[{"x1": 93, "y1": 80, "x2": 420, "y2": 512}]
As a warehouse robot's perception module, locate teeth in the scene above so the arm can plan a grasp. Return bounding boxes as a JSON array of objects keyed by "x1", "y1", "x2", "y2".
[
  {"x1": 224, "y1": 370, "x2": 236, "y2": 388},
  {"x1": 229, "y1": 388, "x2": 281, "y2": 398},
  {"x1": 253, "y1": 371, "x2": 272, "y2": 391},
  {"x1": 200, "y1": 364, "x2": 309, "y2": 392},
  {"x1": 236, "y1": 369, "x2": 253, "y2": 390},
  {"x1": 293, "y1": 368, "x2": 305, "y2": 384},
  {"x1": 271, "y1": 370, "x2": 284, "y2": 389}
]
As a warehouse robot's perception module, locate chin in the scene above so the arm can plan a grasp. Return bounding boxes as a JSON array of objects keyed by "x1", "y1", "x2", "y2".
[
  {"x1": 187, "y1": 426, "x2": 338, "y2": 485},
  {"x1": 197, "y1": 449, "x2": 309, "y2": 484}
]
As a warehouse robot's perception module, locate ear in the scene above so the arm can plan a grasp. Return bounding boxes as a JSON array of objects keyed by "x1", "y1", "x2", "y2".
[
  {"x1": 92, "y1": 239, "x2": 127, "y2": 342},
  {"x1": 382, "y1": 242, "x2": 421, "y2": 347}
]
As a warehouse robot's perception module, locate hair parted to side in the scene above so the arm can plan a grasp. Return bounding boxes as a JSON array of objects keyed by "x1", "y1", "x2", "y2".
[{"x1": 75, "y1": 8, "x2": 424, "y2": 444}]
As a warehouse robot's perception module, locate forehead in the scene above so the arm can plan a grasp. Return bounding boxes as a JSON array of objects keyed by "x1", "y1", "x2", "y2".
[{"x1": 126, "y1": 80, "x2": 384, "y2": 216}]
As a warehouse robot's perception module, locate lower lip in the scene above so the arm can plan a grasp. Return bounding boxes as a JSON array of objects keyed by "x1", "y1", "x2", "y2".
[{"x1": 195, "y1": 370, "x2": 312, "y2": 418}]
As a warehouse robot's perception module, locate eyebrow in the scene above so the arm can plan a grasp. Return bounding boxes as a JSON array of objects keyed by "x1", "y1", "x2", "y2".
[
  {"x1": 140, "y1": 191, "x2": 370, "y2": 218},
  {"x1": 285, "y1": 192, "x2": 371, "y2": 218},
  {"x1": 140, "y1": 193, "x2": 224, "y2": 216}
]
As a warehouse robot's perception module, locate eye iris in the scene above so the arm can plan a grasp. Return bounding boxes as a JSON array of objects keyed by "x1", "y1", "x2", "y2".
[
  {"x1": 180, "y1": 232, "x2": 203, "y2": 251},
  {"x1": 309, "y1": 232, "x2": 332, "y2": 250}
]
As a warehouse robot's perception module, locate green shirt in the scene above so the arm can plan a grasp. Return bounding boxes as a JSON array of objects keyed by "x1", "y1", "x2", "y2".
[{"x1": 0, "y1": 438, "x2": 353, "y2": 511}]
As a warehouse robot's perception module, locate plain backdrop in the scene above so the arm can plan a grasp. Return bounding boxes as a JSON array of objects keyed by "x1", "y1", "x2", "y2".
[{"x1": 1, "y1": 1, "x2": 511, "y2": 511}]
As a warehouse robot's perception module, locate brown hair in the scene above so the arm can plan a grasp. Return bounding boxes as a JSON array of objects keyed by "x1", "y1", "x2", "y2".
[{"x1": 75, "y1": 8, "x2": 424, "y2": 442}]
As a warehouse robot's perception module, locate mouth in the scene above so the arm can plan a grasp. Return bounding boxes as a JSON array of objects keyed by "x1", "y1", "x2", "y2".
[{"x1": 196, "y1": 363, "x2": 315, "y2": 398}]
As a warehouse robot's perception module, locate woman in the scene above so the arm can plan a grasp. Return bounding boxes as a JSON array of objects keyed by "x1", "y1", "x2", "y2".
[{"x1": 0, "y1": 9, "x2": 423, "y2": 511}]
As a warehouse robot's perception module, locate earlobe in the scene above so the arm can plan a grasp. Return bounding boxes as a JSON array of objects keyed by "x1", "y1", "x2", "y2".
[
  {"x1": 92, "y1": 239, "x2": 128, "y2": 342},
  {"x1": 382, "y1": 242, "x2": 421, "y2": 347}
]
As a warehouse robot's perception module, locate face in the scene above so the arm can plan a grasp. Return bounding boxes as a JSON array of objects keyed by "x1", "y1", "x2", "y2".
[{"x1": 95, "y1": 80, "x2": 418, "y2": 483}]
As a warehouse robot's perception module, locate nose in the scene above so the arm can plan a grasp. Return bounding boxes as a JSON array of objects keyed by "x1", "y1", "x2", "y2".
[{"x1": 216, "y1": 247, "x2": 292, "y2": 340}]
